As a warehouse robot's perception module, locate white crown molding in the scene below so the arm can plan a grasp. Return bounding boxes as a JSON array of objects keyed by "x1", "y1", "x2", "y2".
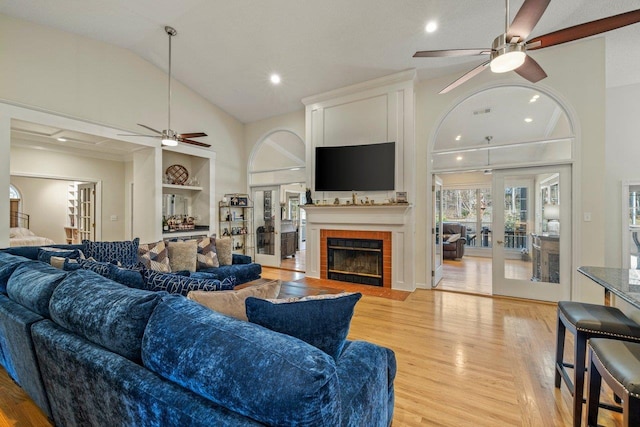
[{"x1": 302, "y1": 69, "x2": 418, "y2": 107}]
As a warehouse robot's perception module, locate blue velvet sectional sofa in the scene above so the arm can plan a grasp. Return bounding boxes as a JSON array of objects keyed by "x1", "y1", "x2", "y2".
[
  {"x1": 0, "y1": 251, "x2": 396, "y2": 426},
  {"x1": 2, "y1": 243, "x2": 262, "y2": 285}
]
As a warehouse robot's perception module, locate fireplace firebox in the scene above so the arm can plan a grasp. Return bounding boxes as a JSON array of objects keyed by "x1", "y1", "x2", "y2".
[{"x1": 327, "y1": 238, "x2": 383, "y2": 286}]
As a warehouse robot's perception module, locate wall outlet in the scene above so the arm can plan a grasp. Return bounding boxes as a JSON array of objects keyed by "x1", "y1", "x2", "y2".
[
  {"x1": 583, "y1": 212, "x2": 592, "y2": 222},
  {"x1": 110, "y1": 215, "x2": 118, "y2": 221}
]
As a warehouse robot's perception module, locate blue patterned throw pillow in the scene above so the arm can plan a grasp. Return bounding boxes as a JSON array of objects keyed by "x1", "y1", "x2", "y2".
[
  {"x1": 245, "y1": 292, "x2": 362, "y2": 361},
  {"x1": 82, "y1": 238, "x2": 140, "y2": 266},
  {"x1": 64, "y1": 258, "x2": 111, "y2": 277},
  {"x1": 142, "y1": 270, "x2": 235, "y2": 296},
  {"x1": 37, "y1": 247, "x2": 84, "y2": 266}
]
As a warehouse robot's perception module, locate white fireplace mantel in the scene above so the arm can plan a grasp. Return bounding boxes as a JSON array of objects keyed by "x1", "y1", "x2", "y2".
[{"x1": 302, "y1": 204, "x2": 414, "y2": 291}]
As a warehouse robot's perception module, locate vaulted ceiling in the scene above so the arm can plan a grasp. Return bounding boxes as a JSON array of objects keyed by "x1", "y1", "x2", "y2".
[{"x1": 1, "y1": 0, "x2": 639, "y2": 123}]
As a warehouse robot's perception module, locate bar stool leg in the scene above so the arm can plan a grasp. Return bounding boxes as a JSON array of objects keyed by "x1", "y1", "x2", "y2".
[
  {"x1": 586, "y1": 352, "x2": 602, "y2": 427},
  {"x1": 626, "y1": 395, "x2": 640, "y2": 427},
  {"x1": 573, "y1": 330, "x2": 588, "y2": 427},
  {"x1": 555, "y1": 314, "x2": 566, "y2": 388}
]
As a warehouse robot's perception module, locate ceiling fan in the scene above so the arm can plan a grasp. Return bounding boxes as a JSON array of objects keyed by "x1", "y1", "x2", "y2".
[
  {"x1": 414, "y1": 0, "x2": 640, "y2": 94},
  {"x1": 120, "y1": 26, "x2": 210, "y2": 148}
]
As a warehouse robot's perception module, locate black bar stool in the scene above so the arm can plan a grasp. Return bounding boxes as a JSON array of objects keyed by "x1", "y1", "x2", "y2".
[
  {"x1": 555, "y1": 301, "x2": 640, "y2": 427},
  {"x1": 586, "y1": 338, "x2": 640, "y2": 427}
]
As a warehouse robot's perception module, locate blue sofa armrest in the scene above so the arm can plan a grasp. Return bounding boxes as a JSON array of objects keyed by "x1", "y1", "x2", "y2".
[
  {"x1": 232, "y1": 254, "x2": 251, "y2": 265},
  {"x1": 336, "y1": 340, "x2": 396, "y2": 427},
  {"x1": 1, "y1": 244, "x2": 85, "y2": 260}
]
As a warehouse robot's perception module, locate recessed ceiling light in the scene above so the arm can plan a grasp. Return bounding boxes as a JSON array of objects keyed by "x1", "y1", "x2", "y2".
[
  {"x1": 56, "y1": 137, "x2": 67, "y2": 142},
  {"x1": 270, "y1": 74, "x2": 281, "y2": 85},
  {"x1": 455, "y1": 135, "x2": 462, "y2": 141},
  {"x1": 532, "y1": 94, "x2": 540, "y2": 99},
  {"x1": 524, "y1": 117, "x2": 533, "y2": 123},
  {"x1": 456, "y1": 156, "x2": 463, "y2": 161},
  {"x1": 425, "y1": 21, "x2": 438, "y2": 33},
  {"x1": 529, "y1": 97, "x2": 537, "y2": 103}
]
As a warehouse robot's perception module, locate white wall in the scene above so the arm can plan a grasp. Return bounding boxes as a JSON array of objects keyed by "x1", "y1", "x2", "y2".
[
  {"x1": 0, "y1": 14, "x2": 246, "y2": 245},
  {"x1": 605, "y1": 82, "x2": 640, "y2": 268},
  {"x1": 416, "y1": 38, "x2": 606, "y2": 301},
  {"x1": 10, "y1": 176, "x2": 69, "y2": 243},
  {"x1": 10, "y1": 144, "x2": 126, "y2": 241}
]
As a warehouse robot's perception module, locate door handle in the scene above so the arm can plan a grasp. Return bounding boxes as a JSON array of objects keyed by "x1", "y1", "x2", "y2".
[{"x1": 496, "y1": 240, "x2": 504, "y2": 245}]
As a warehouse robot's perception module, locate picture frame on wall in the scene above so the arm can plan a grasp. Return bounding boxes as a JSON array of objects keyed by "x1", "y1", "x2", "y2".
[{"x1": 395, "y1": 191, "x2": 408, "y2": 203}]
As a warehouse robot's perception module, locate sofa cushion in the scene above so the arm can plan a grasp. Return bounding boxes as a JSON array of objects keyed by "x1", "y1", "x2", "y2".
[
  {"x1": 138, "y1": 241, "x2": 171, "y2": 272},
  {"x1": 215, "y1": 237, "x2": 232, "y2": 266},
  {"x1": 107, "y1": 264, "x2": 145, "y2": 290},
  {"x1": 246, "y1": 292, "x2": 362, "y2": 361},
  {"x1": 142, "y1": 295, "x2": 341, "y2": 426},
  {"x1": 193, "y1": 263, "x2": 261, "y2": 284},
  {"x1": 142, "y1": 270, "x2": 235, "y2": 296},
  {"x1": 7, "y1": 261, "x2": 68, "y2": 318},
  {"x1": 49, "y1": 270, "x2": 163, "y2": 363},
  {"x1": 167, "y1": 241, "x2": 198, "y2": 272},
  {"x1": 82, "y1": 238, "x2": 140, "y2": 266},
  {"x1": 187, "y1": 280, "x2": 281, "y2": 321},
  {"x1": 0, "y1": 253, "x2": 31, "y2": 294}
]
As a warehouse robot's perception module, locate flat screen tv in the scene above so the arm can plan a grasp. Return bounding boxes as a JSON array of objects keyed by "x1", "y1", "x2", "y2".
[{"x1": 315, "y1": 142, "x2": 395, "y2": 191}]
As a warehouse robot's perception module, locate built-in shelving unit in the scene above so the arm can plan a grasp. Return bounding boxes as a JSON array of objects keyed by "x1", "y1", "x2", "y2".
[
  {"x1": 161, "y1": 149, "x2": 213, "y2": 240},
  {"x1": 219, "y1": 195, "x2": 254, "y2": 260}
]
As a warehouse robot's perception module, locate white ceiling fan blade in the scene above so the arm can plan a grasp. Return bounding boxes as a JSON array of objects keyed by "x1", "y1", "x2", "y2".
[{"x1": 439, "y1": 61, "x2": 490, "y2": 94}]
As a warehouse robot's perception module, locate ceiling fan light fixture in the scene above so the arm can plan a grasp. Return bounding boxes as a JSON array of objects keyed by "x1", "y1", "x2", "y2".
[
  {"x1": 162, "y1": 137, "x2": 178, "y2": 147},
  {"x1": 490, "y1": 50, "x2": 526, "y2": 73},
  {"x1": 490, "y1": 34, "x2": 526, "y2": 73}
]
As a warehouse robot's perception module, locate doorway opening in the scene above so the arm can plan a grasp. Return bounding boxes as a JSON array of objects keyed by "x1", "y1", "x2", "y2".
[
  {"x1": 248, "y1": 130, "x2": 306, "y2": 271},
  {"x1": 429, "y1": 85, "x2": 576, "y2": 302}
]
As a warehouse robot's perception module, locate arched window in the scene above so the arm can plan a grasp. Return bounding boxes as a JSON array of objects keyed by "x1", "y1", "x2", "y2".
[
  {"x1": 249, "y1": 130, "x2": 306, "y2": 186},
  {"x1": 9, "y1": 184, "x2": 20, "y2": 200},
  {"x1": 432, "y1": 85, "x2": 574, "y2": 172}
]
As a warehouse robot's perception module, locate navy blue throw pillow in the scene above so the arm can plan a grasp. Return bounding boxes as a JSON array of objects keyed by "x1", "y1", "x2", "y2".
[
  {"x1": 82, "y1": 238, "x2": 140, "y2": 266},
  {"x1": 245, "y1": 292, "x2": 362, "y2": 361},
  {"x1": 107, "y1": 263, "x2": 145, "y2": 289},
  {"x1": 37, "y1": 247, "x2": 83, "y2": 265},
  {"x1": 142, "y1": 270, "x2": 235, "y2": 296}
]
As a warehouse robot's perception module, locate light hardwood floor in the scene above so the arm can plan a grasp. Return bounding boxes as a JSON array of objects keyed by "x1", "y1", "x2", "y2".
[{"x1": 0, "y1": 267, "x2": 623, "y2": 426}]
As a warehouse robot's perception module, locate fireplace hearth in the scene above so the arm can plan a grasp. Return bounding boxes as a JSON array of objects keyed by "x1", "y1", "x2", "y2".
[{"x1": 327, "y1": 238, "x2": 383, "y2": 286}]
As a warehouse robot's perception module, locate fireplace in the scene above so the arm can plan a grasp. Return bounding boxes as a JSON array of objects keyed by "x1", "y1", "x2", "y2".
[
  {"x1": 327, "y1": 238, "x2": 383, "y2": 286},
  {"x1": 320, "y1": 229, "x2": 392, "y2": 288}
]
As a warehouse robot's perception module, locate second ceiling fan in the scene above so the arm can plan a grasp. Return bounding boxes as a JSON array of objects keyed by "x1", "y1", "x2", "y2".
[
  {"x1": 414, "y1": 0, "x2": 640, "y2": 94},
  {"x1": 121, "y1": 26, "x2": 210, "y2": 148}
]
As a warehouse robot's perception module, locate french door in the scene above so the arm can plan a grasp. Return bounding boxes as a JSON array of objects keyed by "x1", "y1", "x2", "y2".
[
  {"x1": 252, "y1": 186, "x2": 281, "y2": 267},
  {"x1": 492, "y1": 165, "x2": 571, "y2": 302},
  {"x1": 77, "y1": 182, "x2": 96, "y2": 242},
  {"x1": 432, "y1": 176, "x2": 444, "y2": 287}
]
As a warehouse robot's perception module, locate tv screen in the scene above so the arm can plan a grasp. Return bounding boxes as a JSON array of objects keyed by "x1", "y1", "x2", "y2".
[{"x1": 315, "y1": 142, "x2": 395, "y2": 191}]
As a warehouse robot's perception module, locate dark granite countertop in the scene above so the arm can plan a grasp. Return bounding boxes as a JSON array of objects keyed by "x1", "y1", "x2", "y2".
[{"x1": 578, "y1": 266, "x2": 640, "y2": 308}]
